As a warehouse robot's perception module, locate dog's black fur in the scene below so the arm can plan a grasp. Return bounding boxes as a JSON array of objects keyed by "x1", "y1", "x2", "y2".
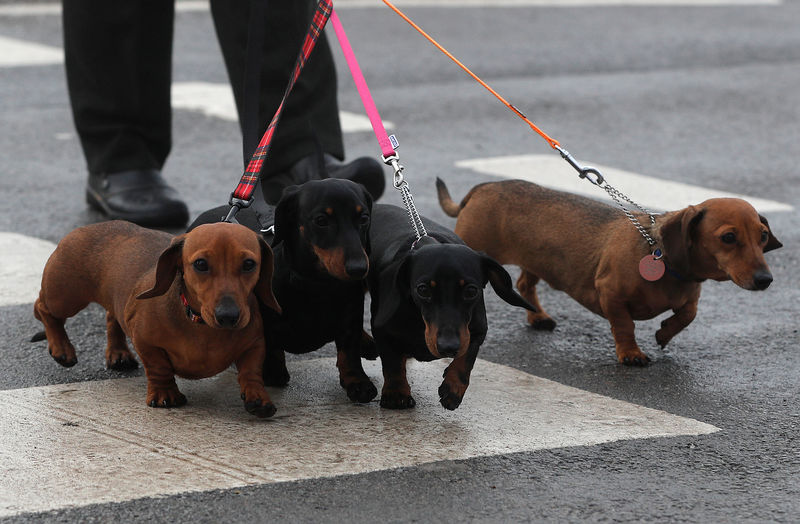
[
  {"x1": 368, "y1": 204, "x2": 536, "y2": 411},
  {"x1": 189, "y1": 178, "x2": 378, "y2": 403}
]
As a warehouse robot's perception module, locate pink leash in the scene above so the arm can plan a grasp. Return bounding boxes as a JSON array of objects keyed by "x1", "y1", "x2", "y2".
[
  {"x1": 329, "y1": 9, "x2": 397, "y2": 160},
  {"x1": 330, "y1": 9, "x2": 427, "y2": 240}
]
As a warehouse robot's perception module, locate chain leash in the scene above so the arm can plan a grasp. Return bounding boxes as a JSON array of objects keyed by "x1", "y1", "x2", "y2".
[{"x1": 386, "y1": 151, "x2": 427, "y2": 240}]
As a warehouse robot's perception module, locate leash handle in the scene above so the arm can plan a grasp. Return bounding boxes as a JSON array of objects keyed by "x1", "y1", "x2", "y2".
[{"x1": 226, "y1": 0, "x2": 334, "y2": 221}]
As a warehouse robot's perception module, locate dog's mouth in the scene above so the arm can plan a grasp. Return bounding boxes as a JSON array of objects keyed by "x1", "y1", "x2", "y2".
[
  {"x1": 312, "y1": 246, "x2": 369, "y2": 281},
  {"x1": 424, "y1": 321, "x2": 470, "y2": 358},
  {"x1": 731, "y1": 269, "x2": 774, "y2": 291},
  {"x1": 210, "y1": 296, "x2": 248, "y2": 329}
]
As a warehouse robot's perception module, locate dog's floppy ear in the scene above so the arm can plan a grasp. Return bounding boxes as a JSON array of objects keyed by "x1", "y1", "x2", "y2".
[
  {"x1": 272, "y1": 184, "x2": 301, "y2": 247},
  {"x1": 359, "y1": 183, "x2": 374, "y2": 255},
  {"x1": 373, "y1": 255, "x2": 412, "y2": 327},
  {"x1": 481, "y1": 254, "x2": 537, "y2": 312},
  {"x1": 660, "y1": 205, "x2": 704, "y2": 277},
  {"x1": 254, "y1": 236, "x2": 282, "y2": 314},
  {"x1": 137, "y1": 236, "x2": 185, "y2": 299},
  {"x1": 758, "y1": 214, "x2": 783, "y2": 253}
]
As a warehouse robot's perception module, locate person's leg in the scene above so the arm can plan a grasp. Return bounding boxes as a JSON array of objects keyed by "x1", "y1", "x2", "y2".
[
  {"x1": 63, "y1": 0, "x2": 188, "y2": 226},
  {"x1": 210, "y1": 0, "x2": 385, "y2": 205}
]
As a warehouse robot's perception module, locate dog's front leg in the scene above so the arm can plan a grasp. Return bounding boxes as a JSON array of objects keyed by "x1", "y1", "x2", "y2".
[
  {"x1": 655, "y1": 300, "x2": 698, "y2": 348},
  {"x1": 377, "y1": 343, "x2": 415, "y2": 409},
  {"x1": 135, "y1": 344, "x2": 187, "y2": 407},
  {"x1": 600, "y1": 297, "x2": 650, "y2": 366},
  {"x1": 236, "y1": 344, "x2": 277, "y2": 418},
  {"x1": 336, "y1": 332, "x2": 378, "y2": 404},
  {"x1": 439, "y1": 346, "x2": 479, "y2": 410}
]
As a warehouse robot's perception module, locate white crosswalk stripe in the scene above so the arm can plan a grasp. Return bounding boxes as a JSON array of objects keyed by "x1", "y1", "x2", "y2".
[
  {"x1": 457, "y1": 154, "x2": 793, "y2": 213},
  {"x1": 0, "y1": 233, "x2": 56, "y2": 307},
  {"x1": 171, "y1": 81, "x2": 392, "y2": 133},
  {"x1": 0, "y1": 357, "x2": 718, "y2": 517},
  {"x1": 0, "y1": 35, "x2": 61, "y2": 67}
]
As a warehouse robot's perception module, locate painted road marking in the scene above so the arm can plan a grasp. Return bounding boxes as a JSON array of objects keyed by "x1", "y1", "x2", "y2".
[
  {"x1": 0, "y1": 0, "x2": 781, "y2": 16},
  {"x1": 457, "y1": 154, "x2": 793, "y2": 213},
  {"x1": 0, "y1": 233, "x2": 55, "y2": 307},
  {"x1": 0, "y1": 35, "x2": 61, "y2": 67},
  {"x1": 171, "y1": 81, "x2": 392, "y2": 134},
  {"x1": 0, "y1": 357, "x2": 718, "y2": 517}
]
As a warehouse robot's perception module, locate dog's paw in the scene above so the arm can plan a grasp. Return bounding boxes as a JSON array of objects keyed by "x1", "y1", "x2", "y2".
[
  {"x1": 618, "y1": 350, "x2": 651, "y2": 367},
  {"x1": 655, "y1": 327, "x2": 672, "y2": 349},
  {"x1": 105, "y1": 350, "x2": 139, "y2": 371},
  {"x1": 241, "y1": 387, "x2": 277, "y2": 418},
  {"x1": 146, "y1": 388, "x2": 187, "y2": 408},
  {"x1": 344, "y1": 379, "x2": 378, "y2": 404},
  {"x1": 527, "y1": 312, "x2": 556, "y2": 331},
  {"x1": 244, "y1": 398, "x2": 277, "y2": 418},
  {"x1": 379, "y1": 391, "x2": 416, "y2": 410},
  {"x1": 438, "y1": 382, "x2": 464, "y2": 411},
  {"x1": 49, "y1": 345, "x2": 77, "y2": 368}
]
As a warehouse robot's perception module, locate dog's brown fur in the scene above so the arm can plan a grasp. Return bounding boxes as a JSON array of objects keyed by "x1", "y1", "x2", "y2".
[
  {"x1": 34, "y1": 221, "x2": 281, "y2": 416},
  {"x1": 437, "y1": 179, "x2": 782, "y2": 365}
]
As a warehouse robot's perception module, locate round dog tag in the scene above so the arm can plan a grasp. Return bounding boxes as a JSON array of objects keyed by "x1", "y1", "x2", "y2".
[{"x1": 639, "y1": 254, "x2": 665, "y2": 281}]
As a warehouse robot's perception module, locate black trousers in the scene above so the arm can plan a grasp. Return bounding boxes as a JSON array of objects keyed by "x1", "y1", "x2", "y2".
[{"x1": 63, "y1": 0, "x2": 343, "y2": 177}]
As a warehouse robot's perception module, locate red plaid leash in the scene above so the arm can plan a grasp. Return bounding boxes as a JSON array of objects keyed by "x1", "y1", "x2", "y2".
[{"x1": 225, "y1": 0, "x2": 333, "y2": 222}]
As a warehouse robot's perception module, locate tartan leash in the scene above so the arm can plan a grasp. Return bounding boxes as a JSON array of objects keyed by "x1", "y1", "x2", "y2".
[
  {"x1": 329, "y1": 9, "x2": 428, "y2": 241},
  {"x1": 224, "y1": 0, "x2": 334, "y2": 223}
]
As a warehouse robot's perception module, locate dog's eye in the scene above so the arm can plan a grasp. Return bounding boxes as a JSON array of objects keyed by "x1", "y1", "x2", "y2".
[
  {"x1": 314, "y1": 215, "x2": 330, "y2": 227},
  {"x1": 760, "y1": 230, "x2": 769, "y2": 244},
  {"x1": 416, "y1": 284, "x2": 432, "y2": 299},
  {"x1": 358, "y1": 213, "x2": 370, "y2": 226},
  {"x1": 242, "y1": 259, "x2": 257, "y2": 273},
  {"x1": 720, "y1": 232, "x2": 737, "y2": 244},
  {"x1": 193, "y1": 259, "x2": 209, "y2": 273},
  {"x1": 463, "y1": 285, "x2": 480, "y2": 301}
]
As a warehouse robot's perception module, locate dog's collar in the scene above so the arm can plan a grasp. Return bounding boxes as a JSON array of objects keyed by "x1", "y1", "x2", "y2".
[{"x1": 180, "y1": 292, "x2": 205, "y2": 324}]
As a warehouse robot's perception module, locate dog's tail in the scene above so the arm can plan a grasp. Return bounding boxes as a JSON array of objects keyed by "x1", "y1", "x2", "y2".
[
  {"x1": 436, "y1": 177, "x2": 466, "y2": 217},
  {"x1": 30, "y1": 330, "x2": 47, "y2": 342}
]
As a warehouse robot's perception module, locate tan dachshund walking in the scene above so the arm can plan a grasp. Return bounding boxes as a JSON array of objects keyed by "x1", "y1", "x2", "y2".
[
  {"x1": 34, "y1": 221, "x2": 281, "y2": 416},
  {"x1": 437, "y1": 178, "x2": 782, "y2": 365}
]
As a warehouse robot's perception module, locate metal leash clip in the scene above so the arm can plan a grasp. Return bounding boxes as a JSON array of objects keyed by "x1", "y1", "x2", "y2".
[
  {"x1": 555, "y1": 145, "x2": 605, "y2": 186},
  {"x1": 223, "y1": 195, "x2": 254, "y2": 224}
]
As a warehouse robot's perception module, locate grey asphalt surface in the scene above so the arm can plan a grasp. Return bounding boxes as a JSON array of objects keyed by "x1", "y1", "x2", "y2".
[{"x1": 1, "y1": 1, "x2": 799, "y2": 522}]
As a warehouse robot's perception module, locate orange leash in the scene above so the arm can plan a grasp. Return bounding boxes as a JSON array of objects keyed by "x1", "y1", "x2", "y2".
[
  {"x1": 382, "y1": 0, "x2": 561, "y2": 150},
  {"x1": 382, "y1": 0, "x2": 676, "y2": 280}
]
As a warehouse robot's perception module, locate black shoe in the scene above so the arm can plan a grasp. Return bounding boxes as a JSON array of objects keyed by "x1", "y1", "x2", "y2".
[
  {"x1": 86, "y1": 169, "x2": 189, "y2": 228},
  {"x1": 261, "y1": 153, "x2": 386, "y2": 205}
]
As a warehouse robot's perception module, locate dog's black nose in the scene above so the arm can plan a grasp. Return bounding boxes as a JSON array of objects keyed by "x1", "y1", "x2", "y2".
[
  {"x1": 214, "y1": 296, "x2": 240, "y2": 328},
  {"x1": 345, "y1": 258, "x2": 368, "y2": 279},
  {"x1": 753, "y1": 270, "x2": 773, "y2": 290},
  {"x1": 437, "y1": 332, "x2": 461, "y2": 357}
]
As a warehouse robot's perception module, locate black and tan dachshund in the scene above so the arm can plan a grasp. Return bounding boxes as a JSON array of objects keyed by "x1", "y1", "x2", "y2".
[
  {"x1": 368, "y1": 204, "x2": 537, "y2": 411},
  {"x1": 190, "y1": 178, "x2": 378, "y2": 403}
]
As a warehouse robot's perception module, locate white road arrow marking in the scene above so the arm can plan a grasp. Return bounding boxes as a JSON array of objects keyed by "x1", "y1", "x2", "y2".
[{"x1": 0, "y1": 357, "x2": 718, "y2": 517}]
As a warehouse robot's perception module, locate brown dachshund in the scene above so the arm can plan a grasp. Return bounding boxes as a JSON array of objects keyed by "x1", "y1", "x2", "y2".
[
  {"x1": 437, "y1": 178, "x2": 782, "y2": 365},
  {"x1": 33, "y1": 220, "x2": 282, "y2": 416}
]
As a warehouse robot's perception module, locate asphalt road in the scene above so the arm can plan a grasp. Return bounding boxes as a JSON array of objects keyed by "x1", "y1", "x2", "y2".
[{"x1": 1, "y1": 0, "x2": 799, "y2": 521}]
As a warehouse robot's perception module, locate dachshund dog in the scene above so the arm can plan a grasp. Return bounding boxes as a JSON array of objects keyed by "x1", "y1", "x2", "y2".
[
  {"x1": 190, "y1": 178, "x2": 378, "y2": 403},
  {"x1": 368, "y1": 204, "x2": 536, "y2": 410},
  {"x1": 437, "y1": 178, "x2": 783, "y2": 365},
  {"x1": 33, "y1": 221, "x2": 281, "y2": 417}
]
